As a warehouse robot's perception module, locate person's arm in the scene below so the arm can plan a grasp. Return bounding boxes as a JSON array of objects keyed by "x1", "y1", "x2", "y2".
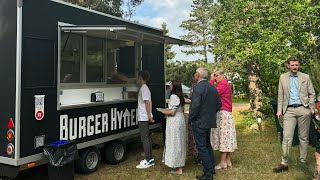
[
  {"x1": 145, "y1": 100, "x2": 154, "y2": 123},
  {"x1": 216, "y1": 81, "x2": 228, "y2": 96},
  {"x1": 216, "y1": 91, "x2": 222, "y2": 111},
  {"x1": 188, "y1": 85, "x2": 201, "y2": 124},
  {"x1": 307, "y1": 75, "x2": 316, "y2": 114},
  {"x1": 184, "y1": 97, "x2": 191, "y2": 104},
  {"x1": 158, "y1": 108, "x2": 176, "y2": 116},
  {"x1": 277, "y1": 76, "x2": 283, "y2": 120},
  {"x1": 158, "y1": 95, "x2": 179, "y2": 116}
]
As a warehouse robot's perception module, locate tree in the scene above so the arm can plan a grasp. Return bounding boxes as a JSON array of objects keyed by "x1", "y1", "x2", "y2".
[
  {"x1": 162, "y1": 22, "x2": 176, "y2": 62},
  {"x1": 64, "y1": 0, "x2": 143, "y2": 18},
  {"x1": 180, "y1": 0, "x2": 216, "y2": 63},
  {"x1": 212, "y1": 0, "x2": 319, "y2": 114},
  {"x1": 165, "y1": 60, "x2": 214, "y2": 85}
]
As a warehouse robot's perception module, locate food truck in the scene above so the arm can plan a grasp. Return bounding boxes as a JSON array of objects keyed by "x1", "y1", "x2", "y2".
[{"x1": 0, "y1": 0, "x2": 190, "y2": 178}]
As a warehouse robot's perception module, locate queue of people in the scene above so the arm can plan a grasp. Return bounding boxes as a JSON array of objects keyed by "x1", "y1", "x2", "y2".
[
  {"x1": 135, "y1": 57, "x2": 318, "y2": 179},
  {"x1": 135, "y1": 68, "x2": 237, "y2": 180}
]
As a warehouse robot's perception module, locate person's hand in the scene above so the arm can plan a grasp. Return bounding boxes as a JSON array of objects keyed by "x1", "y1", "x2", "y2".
[
  {"x1": 149, "y1": 116, "x2": 154, "y2": 123},
  {"x1": 311, "y1": 108, "x2": 315, "y2": 114},
  {"x1": 276, "y1": 111, "x2": 282, "y2": 121}
]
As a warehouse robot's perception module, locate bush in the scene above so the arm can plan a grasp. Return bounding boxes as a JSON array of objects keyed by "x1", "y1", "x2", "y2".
[
  {"x1": 257, "y1": 96, "x2": 274, "y2": 118},
  {"x1": 241, "y1": 110, "x2": 256, "y2": 127}
]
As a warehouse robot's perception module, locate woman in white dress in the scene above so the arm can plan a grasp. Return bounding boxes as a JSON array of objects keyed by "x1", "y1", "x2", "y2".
[{"x1": 157, "y1": 81, "x2": 186, "y2": 174}]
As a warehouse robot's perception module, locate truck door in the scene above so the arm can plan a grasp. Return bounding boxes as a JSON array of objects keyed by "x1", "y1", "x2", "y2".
[{"x1": 142, "y1": 45, "x2": 165, "y2": 122}]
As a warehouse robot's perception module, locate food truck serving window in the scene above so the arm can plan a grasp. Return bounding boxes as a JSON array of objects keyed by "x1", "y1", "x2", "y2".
[
  {"x1": 86, "y1": 37, "x2": 104, "y2": 83},
  {"x1": 59, "y1": 25, "x2": 191, "y2": 87},
  {"x1": 61, "y1": 32, "x2": 82, "y2": 83},
  {"x1": 60, "y1": 28, "x2": 137, "y2": 85}
]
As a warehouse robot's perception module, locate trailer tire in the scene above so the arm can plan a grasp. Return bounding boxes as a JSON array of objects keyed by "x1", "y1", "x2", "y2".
[
  {"x1": 0, "y1": 177, "x2": 13, "y2": 180},
  {"x1": 75, "y1": 147, "x2": 101, "y2": 174},
  {"x1": 104, "y1": 141, "x2": 126, "y2": 165}
]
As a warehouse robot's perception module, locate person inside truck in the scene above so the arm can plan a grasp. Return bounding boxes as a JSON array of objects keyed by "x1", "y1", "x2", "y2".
[
  {"x1": 62, "y1": 73, "x2": 73, "y2": 83},
  {"x1": 110, "y1": 72, "x2": 129, "y2": 84}
]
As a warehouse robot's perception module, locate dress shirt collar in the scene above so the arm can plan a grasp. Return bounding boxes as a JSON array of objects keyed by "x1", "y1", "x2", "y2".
[{"x1": 289, "y1": 72, "x2": 298, "y2": 77}]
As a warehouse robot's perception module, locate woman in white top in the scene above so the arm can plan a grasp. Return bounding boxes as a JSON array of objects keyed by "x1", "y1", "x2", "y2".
[{"x1": 157, "y1": 80, "x2": 186, "y2": 174}]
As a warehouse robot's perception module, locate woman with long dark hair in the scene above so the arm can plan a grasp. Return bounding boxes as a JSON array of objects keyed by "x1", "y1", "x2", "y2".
[{"x1": 157, "y1": 80, "x2": 186, "y2": 174}]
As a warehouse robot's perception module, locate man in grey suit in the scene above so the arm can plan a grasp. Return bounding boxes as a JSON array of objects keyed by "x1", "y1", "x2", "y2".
[
  {"x1": 189, "y1": 67, "x2": 222, "y2": 180},
  {"x1": 274, "y1": 57, "x2": 316, "y2": 173}
]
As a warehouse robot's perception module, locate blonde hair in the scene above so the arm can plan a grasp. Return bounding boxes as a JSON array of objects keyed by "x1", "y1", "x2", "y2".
[{"x1": 213, "y1": 68, "x2": 225, "y2": 76}]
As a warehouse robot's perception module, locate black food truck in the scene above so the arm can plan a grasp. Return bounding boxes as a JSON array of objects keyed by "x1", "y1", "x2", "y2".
[{"x1": 0, "y1": 0, "x2": 190, "y2": 178}]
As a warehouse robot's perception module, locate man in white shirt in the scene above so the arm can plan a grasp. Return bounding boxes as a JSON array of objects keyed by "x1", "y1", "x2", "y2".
[{"x1": 136, "y1": 70, "x2": 155, "y2": 169}]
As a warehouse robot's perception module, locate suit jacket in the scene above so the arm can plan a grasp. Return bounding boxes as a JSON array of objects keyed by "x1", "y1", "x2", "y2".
[
  {"x1": 277, "y1": 71, "x2": 316, "y2": 114},
  {"x1": 188, "y1": 80, "x2": 222, "y2": 129}
]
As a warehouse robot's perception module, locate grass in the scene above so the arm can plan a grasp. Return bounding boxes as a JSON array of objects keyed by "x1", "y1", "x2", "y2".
[
  {"x1": 232, "y1": 95, "x2": 249, "y2": 104},
  {"x1": 75, "y1": 103, "x2": 316, "y2": 180}
]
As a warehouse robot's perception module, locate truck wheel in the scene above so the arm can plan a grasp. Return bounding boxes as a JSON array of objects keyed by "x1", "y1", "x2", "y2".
[
  {"x1": 104, "y1": 141, "x2": 126, "y2": 165},
  {"x1": 75, "y1": 147, "x2": 101, "y2": 174}
]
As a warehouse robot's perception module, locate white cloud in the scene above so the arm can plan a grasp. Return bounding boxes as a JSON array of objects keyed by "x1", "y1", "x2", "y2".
[
  {"x1": 133, "y1": 0, "x2": 215, "y2": 62},
  {"x1": 133, "y1": 0, "x2": 209, "y2": 62},
  {"x1": 147, "y1": 0, "x2": 178, "y2": 9},
  {"x1": 137, "y1": 0, "x2": 191, "y2": 37}
]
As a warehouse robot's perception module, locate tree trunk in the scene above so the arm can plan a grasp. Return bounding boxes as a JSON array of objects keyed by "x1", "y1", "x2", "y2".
[
  {"x1": 203, "y1": 45, "x2": 208, "y2": 63},
  {"x1": 247, "y1": 62, "x2": 262, "y2": 116}
]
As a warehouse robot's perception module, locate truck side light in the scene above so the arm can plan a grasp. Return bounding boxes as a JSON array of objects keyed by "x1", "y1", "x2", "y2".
[
  {"x1": 7, "y1": 143, "x2": 14, "y2": 156},
  {"x1": 27, "y1": 162, "x2": 36, "y2": 168},
  {"x1": 7, "y1": 130, "x2": 14, "y2": 141},
  {"x1": 8, "y1": 118, "x2": 14, "y2": 129}
]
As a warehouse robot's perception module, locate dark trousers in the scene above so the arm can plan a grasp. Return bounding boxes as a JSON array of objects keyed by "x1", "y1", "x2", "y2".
[
  {"x1": 138, "y1": 121, "x2": 153, "y2": 161},
  {"x1": 193, "y1": 125, "x2": 215, "y2": 178}
]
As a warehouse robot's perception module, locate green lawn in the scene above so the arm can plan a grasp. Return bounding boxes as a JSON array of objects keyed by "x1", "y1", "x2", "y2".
[{"x1": 76, "y1": 103, "x2": 316, "y2": 180}]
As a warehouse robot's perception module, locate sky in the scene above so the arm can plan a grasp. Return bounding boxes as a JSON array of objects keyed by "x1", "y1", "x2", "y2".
[{"x1": 132, "y1": 0, "x2": 214, "y2": 63}]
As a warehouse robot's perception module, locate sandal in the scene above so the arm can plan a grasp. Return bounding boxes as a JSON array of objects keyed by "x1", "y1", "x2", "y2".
[
  {"x1": 169, "y1": 170, "x2": 182, "y2": 175},
  {"x1": 215, "y1": 164, "x2": 227, "y2": 170}
]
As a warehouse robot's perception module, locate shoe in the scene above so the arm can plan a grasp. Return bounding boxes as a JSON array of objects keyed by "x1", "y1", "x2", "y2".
[
  {"x1": 273, "y1": 164, "x2": 288, "y2": 173},
  {"x1": 136, "y1": 159, "x2": 155, "y2": 169},
  {"x1": 196, "y1": 175, "x2": 213, "y2": 180},
  {"x1": 169, "y1": 170, "x2": 182, "y2": 175},
  {"x1": 227, "y1": 162, "x2": 233, "y2": 169}
]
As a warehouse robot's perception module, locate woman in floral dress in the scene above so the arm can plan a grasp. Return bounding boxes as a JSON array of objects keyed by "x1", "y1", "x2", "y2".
[
  {"x1": 210, "y1": 69, "x2": 237, "y2": 170},
  {"x1": 157, "y1": 81, "x2": 186, "y2": 174}
]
